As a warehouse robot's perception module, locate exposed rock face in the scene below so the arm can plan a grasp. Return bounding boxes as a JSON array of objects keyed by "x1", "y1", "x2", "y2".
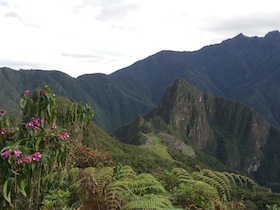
[
  {"x1": 115, "y1": 78, "x2": 280, "y2": 186},
  {"x1": 149, "y1": 78, "x2": 271, "y2": 157},
  {"x1": 150, "y1": 78, "x2": 213, "y2": 150}
]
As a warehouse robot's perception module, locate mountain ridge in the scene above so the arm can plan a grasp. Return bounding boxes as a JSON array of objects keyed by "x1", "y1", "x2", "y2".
[{"x1": 1, "y1": 31, "x2": 280, "y2": 132}]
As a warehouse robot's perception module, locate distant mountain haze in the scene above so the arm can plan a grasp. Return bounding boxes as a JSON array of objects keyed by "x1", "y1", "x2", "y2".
[{"x1": 1, "y1": 30, "x2": 280, "y2": 132}]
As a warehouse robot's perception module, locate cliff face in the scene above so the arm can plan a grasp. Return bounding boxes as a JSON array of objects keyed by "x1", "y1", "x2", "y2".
[
  {"x1": 115, "y1": 78, "x2": 280, "y2": 186},
  {"x1": 150, "y1": 78, "x2": 213, "y2": 150},
  {"x1": 148, "y1": 78, "x2": 271, "y2": 170}
]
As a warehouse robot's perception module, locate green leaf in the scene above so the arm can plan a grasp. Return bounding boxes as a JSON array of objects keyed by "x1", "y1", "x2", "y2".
[
  {"x1": 20, "y1": 98, "x2": 26, "y2": 110},
  {"x1": 35, "y1": 136, "x2": 42, "y2": 151},
  {"x1": 18, "y1": 178, "x2": 28, "y2": 197},
  {"x1": 3, "y1": 177, "x2": 15, "y2": 205},
  {"x1": 1, "y1": 139, "x2": 25, "y2": 153},
  {"x1": 47, "y1": 104, "x2": 51, "y2": 119}
]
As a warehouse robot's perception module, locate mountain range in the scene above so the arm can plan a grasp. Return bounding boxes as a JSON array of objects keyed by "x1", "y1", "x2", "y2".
[
  {"x1": 1, "y1": 30, "x2": 280, "y2": 191},
  {"x1": 1, "y1": 31, "x2": 280, "y2": 133}
]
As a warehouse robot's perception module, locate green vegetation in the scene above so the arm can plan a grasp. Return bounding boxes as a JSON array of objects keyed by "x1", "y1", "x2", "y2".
[
  {"x1": 1, "y1": 32, "x2": 280, "y2": 209},
  {"x1": 141, "y1": 134, "x2": 174, "y2": 161},
  {"x1": 1, "y1": 86, "x2": 280, "y2": 209}
]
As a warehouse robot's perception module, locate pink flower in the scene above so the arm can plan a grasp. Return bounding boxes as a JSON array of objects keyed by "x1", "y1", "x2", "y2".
[
  {"x1": 1, "y1": 128, "x2": 6, "y2": 135},
  {"x1": 26, "y1": 122, "x2": 35, "y2": 129},
  {"x1": 32, "y1": 152, "x2": 42, "y2": 161},
  {"x1": 51, "y1": 123, "x2": 57, "y2": 129},
  {"x1": 1, "y1": 149, "x2": 11, "y2": 158},
  {"x1": 13, "y1": 149, "x2": 22, "y2": 158},
  {"x1": 40, "y1": 89, "x2": 46, "y2": 95},
  {"x1": 32, "y1": 118, "x2": 41, "y2": 127},
  {"x1": 26, "y1": 118, "x2": 41, "y2": 129},
  {"x1": 16, "y1": 159, "x2": 24, "y2": 165},
  {"x1": 0, "y1": 109, "x2": 6, "y2": 115},
  {"x1": 23, "y1": 155, "x2": 32, "y2": 163},
  {"x1": 16, "y1": 152, "x2": 42, "y2": 166},
  {"x1": 21, "y1": 90, "x2": 30, "y2": 97},
  {"x1": 57, "y1": 132, "x2": 70, "y2": 140},
  {"x1": 24, "y1": 90, "x2": 30, "y2": 96}
]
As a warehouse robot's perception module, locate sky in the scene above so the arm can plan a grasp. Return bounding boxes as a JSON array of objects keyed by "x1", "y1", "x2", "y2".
[{"x1": 0, "y1": 0, "x2": 280, "y2": 78}]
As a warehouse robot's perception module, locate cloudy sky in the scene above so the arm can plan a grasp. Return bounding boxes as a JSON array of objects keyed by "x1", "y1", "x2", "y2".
[{"x1": 0, "y1": 0, "x2": 280, "y2": 77}]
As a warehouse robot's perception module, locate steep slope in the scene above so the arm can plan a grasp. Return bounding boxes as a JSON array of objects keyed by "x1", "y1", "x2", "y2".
[
  {"x1": 76, "y1": 73, "x2": 155, "y2": 131},
  {"x1": 0, "y1": 67, "x2": 106, "y2": 127},
  {"x1": 113, "y1": 78, "x2": 280, "y2": 187},
  {"x1": 110, "y1": 31, "x2": 280, "y2": 130},
  {"x1": 187, "y1": 31, "x2": 280, "y2": 126},
  {"x1": 1, "y1": 31, "x2": 280, "y2": 132},
  {"x1": 58, "y1": 96, "x2": 230, "y2": 174}
]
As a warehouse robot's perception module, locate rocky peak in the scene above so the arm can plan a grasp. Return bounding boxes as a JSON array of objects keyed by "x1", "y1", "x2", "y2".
[
  {"x1": 115, "y1": 77, "x2": 280, "y2": 187},
  {"x1": 151, "y1": 78, "x2": 212, "y2": 149},
  {"x1": 150, "y1": 78, "x2": 273, "y2": 174},
  {"x1": 264, "y1": 30, "x2": 280, "y2": 40}
]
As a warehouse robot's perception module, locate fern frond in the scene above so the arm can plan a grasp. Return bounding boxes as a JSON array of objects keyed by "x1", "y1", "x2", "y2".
[
  {"x1": 68, "y1": 167, "x2": 80, "y2": 183},
  {"x1": 93, "y1": 167, "x2": 114, "y2": 196},
  {"x1": 223, "y1": 172, "x2": 237, "y2": 188},
  {"x1": 123, "y1": 194, "x2": 173, "y2": 210},
  {"x1": 171, "y1": 168, "x2": 193, "y2": 186},
  {"x1": 213, "y1": 171, "x2": 231, "y2": 188},
  {"x1": 130, "y1": 173, "x2": 167, "y2": 196},
  {"x1": 78, "y1": 167, "x2": 114, "y2": 200},
  {"x1": 202, "y1": 169, "x2": 232, "y2": 200},
  {"x1": 105, "y1": 180, "x2": 134, "y2": 210},
  {"x1": 113, "y1": 165, "x2": 137, "y2": 181},
  {"x1": 235, "y1": 174, "x2": 257, "y2": 190},
  {"x1": 192, "y1": 171, "x2": 228, "y2": 201},
  {"x1": 230, "y1": 173, "x2": 243, "y2": 187},
  {"x1": 82, "y1": 167, "x2": 96, "y2": 175},
  {"x1": 59, "y1": 168, "x2": 68, "y2": 181}
]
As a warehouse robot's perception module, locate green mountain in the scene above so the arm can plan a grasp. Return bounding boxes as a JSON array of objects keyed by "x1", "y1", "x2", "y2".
[
  {"x1": 58, "y1": 96, "x2": 232, "y2": 174},
  {"x1": 109, "y1": 31, "x2": 280, "y2": 131},
  {"x1": 1, "y1": 31, "x2": 280, "y2": 133},
  {"x1": 113, "y1": 78, "x2": 280, "y2": 189}
]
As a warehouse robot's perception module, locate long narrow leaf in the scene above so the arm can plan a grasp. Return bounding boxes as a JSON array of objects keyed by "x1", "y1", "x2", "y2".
[{"x1": 3, "y1": 177, "x2": 15, "y2": 205}]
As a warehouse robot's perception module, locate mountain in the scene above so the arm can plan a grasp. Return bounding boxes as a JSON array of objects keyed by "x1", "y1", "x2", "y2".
[
  {"x1": 1, "y1": 31, "x2": 280, "y2": 132},
  {"x1": 109, "y1": 30, "x2": 280, "y2": 130},
  {"x1": 57, "y1": 96, "x2": 232, "y2": 174},
  {"x1": 113, "y1": 78, "x2": 280, "y2": 188}
]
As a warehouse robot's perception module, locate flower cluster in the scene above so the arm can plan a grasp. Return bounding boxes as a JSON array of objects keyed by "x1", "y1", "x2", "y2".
[
  {"x1": 0, "y1": 109, "x2": 6, "y2": 115},
  {"x1": 51, "y1": 123, "x2": 57, "y2": 129},
  {"x1": 57, "y1": 132, "x2": 70, "y2": 140},
  {"x1": 26, "y1": 118, "x2": 41, "y2": 129},
  {"x1": 16, "y1": 152, "x2": 42, "y2": 165},
  {"x1": 1, "y1": 128, "x2": 6, "y2": 135},
  {"x1": 40, "y1": 89, "x2": 46, "y2": 95},
  {"x1": 13, "y1": 149, "x2": 22, "y2": 157},
  {"x1": 24, "y1": 90, "x2": 30, "y2": 95},
  {"x1": 21, "y1": 89, "x2": 30, "y2": 97},
  {"x1": 1, "y1": 149, "x2": 22, "y2": 158},
  {"x1": 1, "y1": 149, "x2": 11, "y2": 158}
]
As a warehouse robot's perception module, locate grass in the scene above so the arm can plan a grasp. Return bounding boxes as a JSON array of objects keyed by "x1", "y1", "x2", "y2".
[{"x1": 142, "y1": 134, "x2": 174, "y2": 161}]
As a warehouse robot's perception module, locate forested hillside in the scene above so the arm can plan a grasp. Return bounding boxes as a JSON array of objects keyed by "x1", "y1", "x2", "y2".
[
  {"x1": 1, "y1": 86, "x2": 280, "y2": 209},
  {"x1": 1, "y1": 31, "x2": 280, "y2": 132}
]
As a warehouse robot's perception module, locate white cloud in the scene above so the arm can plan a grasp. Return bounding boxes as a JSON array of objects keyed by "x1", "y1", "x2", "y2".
[{"x1": 0, "y1": 0, "x2": 280, "y2": 77}]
